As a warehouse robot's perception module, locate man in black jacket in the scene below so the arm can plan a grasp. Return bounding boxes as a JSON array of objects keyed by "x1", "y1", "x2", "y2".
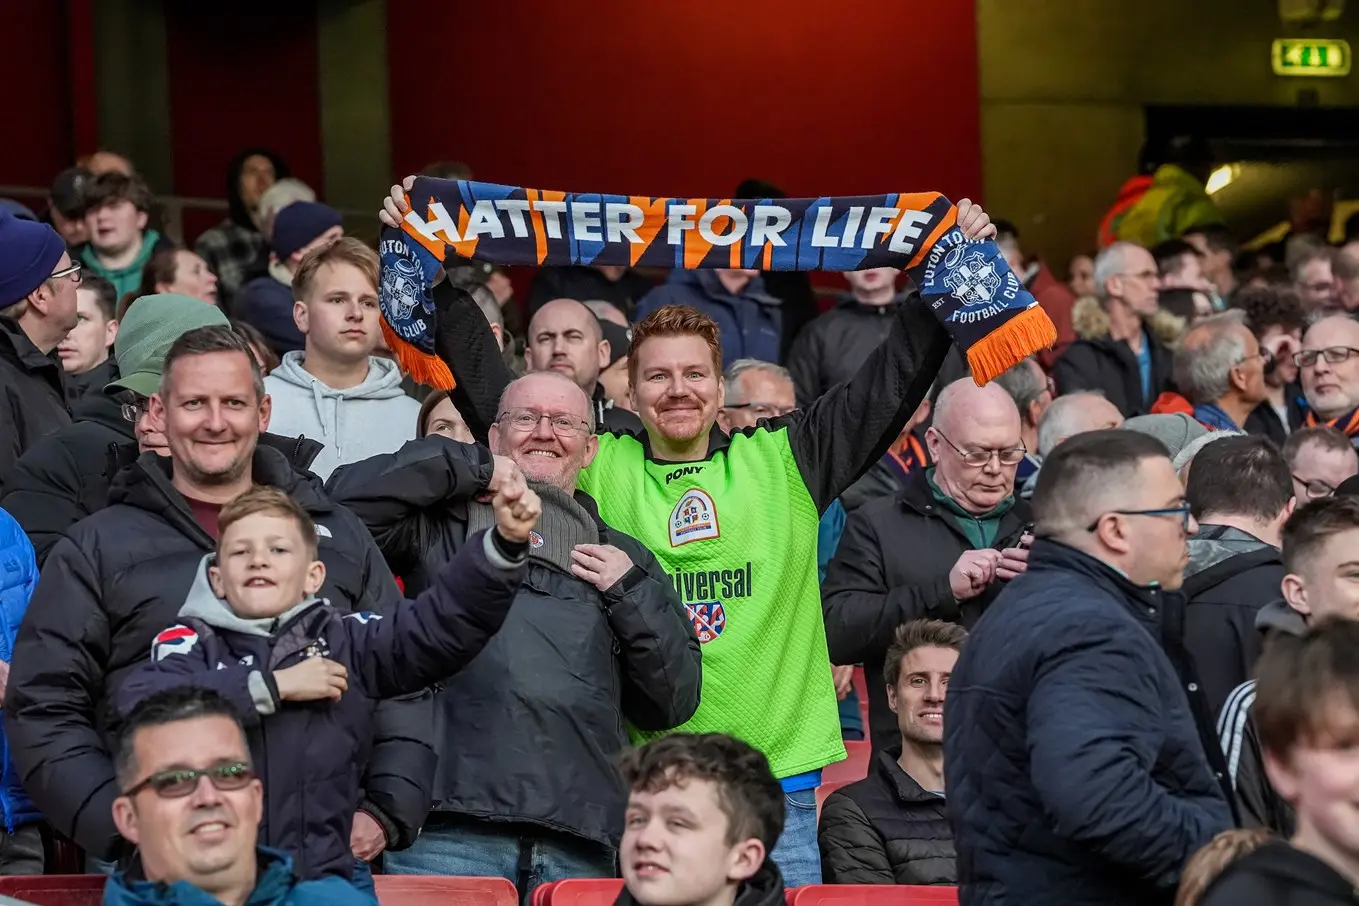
[
  {"x1": 4, "y1": 325, "x2": 434, "y2": 873},
  {"x1": 2, "y1": 293, "x2": 228, "y2": 564},
  {"x1": 786, "y1": 266, "x2": 902, "y2": 406},
  {"x1": 945, "y1": 431, "x2": 1232, "y2": 906},
  {"x1": 819, "y1": 619, "x2": 962, "y2": 886},
  {"x1": 327, "y1": 370, "x2": 702, "y2": 898},
  {"x1": 822, "y1": 378, "x2": 1032, "y2": 751},
  {"x1": 0, "y1": 212, "x2": 79, "y2": 488},
  {"x1": 1052, "y1": 241, "x2": 1175, "y2": 417},
  {"x1": 1182, "y1": 435, "x2": 1294, "y2": 718}
]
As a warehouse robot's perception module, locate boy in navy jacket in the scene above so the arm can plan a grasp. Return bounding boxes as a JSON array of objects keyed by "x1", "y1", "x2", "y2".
[{"x1": 118, "y1": 476, "x2": 539, "y2": 883}]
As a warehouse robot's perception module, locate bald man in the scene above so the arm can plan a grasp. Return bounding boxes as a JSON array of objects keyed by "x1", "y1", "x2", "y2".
[
  {"x1": 1019, "y1": 392, "x2": 1125, "y2": 499},
  {"x1": 822, "y1": 378, "x2": 1034, "y2": 751},
  {"x1": 525, "y1": 298, "x2": 641, "y2": 433},
  {"x1": 1300, "y1": 315, "x2": 1359, "y2": 446}
]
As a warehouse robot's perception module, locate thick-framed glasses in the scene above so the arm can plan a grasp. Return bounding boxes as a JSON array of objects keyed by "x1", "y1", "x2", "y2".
[
  {"x1": 496, "y1": 408, "x2": 591, "y2": 438},
  {"x1": 1085, "y1": 502, "x2": 1194, "y2": 533},
  {"x1": 49, "y1": 261, "x2": 82, "y2": 286},
  {"x1": 1293, "y1": 474, "x2": 1337, "y2": 500},
  {"x1": 723, "y1": 401, "x2": 794, "y2": 419},
  {"x1": 1295, "y1": 347, "x2": 1359, "y2": 368},
  {"x1": 120, "y1": 398, "x2": 150, "y2": 423},
  {"x1": 123, "y1": 761, "x2": 254, "y2": 799},
  {"x1": 934, "y1": 429, "x2": 1026, "y2": 467}
]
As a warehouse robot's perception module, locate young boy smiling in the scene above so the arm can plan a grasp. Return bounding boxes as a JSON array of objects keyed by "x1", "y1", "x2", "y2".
[
  {"x1": 119, "y1": 475, "x2": 539, "y2": 884},
  {"x1": 617, "y1": 734, "x2": 787, "y2": 906}
]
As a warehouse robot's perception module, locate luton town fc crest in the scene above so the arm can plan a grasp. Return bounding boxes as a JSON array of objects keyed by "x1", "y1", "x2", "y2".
[{"x1": 669, "y1": 488, "x2": 719, "y2": 547}]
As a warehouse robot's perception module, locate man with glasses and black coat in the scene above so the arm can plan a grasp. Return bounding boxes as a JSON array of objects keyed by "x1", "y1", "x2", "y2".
[
  {"x1": 945, "y1": 430, "x2": 1232, "y2": 906},
  {"x1": 1298, "y1": 315, "x2": 1359, "y2": 447},
  {"x1": 822, "y1": 378, "x2": 1032, "y2": 752}
]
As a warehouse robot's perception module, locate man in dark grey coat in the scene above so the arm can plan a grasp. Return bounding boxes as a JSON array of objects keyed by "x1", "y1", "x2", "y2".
[
  {"x1": 328, "y1": 370, "x2": 701, "y2": 900},
  {"x1": 945, "y1": 430, "x2": 1232, "y2": 906}
]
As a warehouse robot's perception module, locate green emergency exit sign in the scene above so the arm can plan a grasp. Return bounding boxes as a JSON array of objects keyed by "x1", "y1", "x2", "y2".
[{"x1": 1272, "y1": 38, "x2": 1351, "y2": 76}]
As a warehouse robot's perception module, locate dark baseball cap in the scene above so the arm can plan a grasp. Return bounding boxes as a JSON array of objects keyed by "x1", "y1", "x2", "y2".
[
  {"x1": 598, "y1": 318, "x2": 632, "y2": 368},
  {"x1": 50, "y1": 167, "x2": 91, "y2": 219}
]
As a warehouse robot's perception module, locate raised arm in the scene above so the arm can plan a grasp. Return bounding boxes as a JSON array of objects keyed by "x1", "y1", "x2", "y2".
[{"x1": 780, "y1": 291, "x2": 952, "y2": 514}]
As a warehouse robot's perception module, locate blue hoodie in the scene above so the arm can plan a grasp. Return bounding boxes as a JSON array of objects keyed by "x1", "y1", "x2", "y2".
[
  {"x1": 0, "y1": 508, "x2": 39, "y2": 833},
  {"x1": 103, "y1": 848, "x2": 371, "y2": 906}
]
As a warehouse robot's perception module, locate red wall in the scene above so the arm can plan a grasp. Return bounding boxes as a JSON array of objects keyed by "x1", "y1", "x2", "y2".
[
  {"x1": 0, "y1": 4, "x2": 73, "y2": 194},
  {"x1": 387, "y1": 0, "x2": 982, "y2": 202},
  {"x1": 164, "y1": 1, "x2": 324, "y2": 239}
]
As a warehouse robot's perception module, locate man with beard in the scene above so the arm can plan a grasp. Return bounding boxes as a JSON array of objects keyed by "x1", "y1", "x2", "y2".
[
  {"x1": 5, "y1": 326, "x2": 434, "y2": 883},
  {"x1": 327, "y1": 371, "x2": 700, "y2": 897},
  {"x1": 378, "y1": 184, "x2": 995, "y2": 885}
]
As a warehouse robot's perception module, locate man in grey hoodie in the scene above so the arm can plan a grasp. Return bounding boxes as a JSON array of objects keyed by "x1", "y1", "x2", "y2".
[
  {"x1": 1182, "y1": 435, "x2": 1294, "y2": 718},
  {"x1": 264, "y1": 238, "x2": 420, "y2": 480}
]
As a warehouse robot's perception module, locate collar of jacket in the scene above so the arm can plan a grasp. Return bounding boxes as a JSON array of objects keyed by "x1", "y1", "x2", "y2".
[
  {"x1": 107, "y1": 847, "x2": 298, "y2": 905},
  {"x1": 73, "y1": 389, "x2": 137, "y2": 440},
  {"x1": 876, "y1": 746, "x2": 944, "y2": 803},
  {"x1": 111, "y1": 439, "x2": 334, "y2": 527},
  {"x1": 692, "y1": 269, "x2": 781, "y2": 308},
  {"x1": 923, "y1": 467, "x2": 1015, "y2": 524},
  {"x1": 0, "y1": 315, "x2": 64, "y2": 385},
  {"x1": 831, "y1": 292, "x2": 904, "y2": 316},
  {"x1": 1027, "y1": 538, "x2": 1182, "y2": 616},
  {"x1": 640, "y1": 423, "x2": 733, "y2": 463}
]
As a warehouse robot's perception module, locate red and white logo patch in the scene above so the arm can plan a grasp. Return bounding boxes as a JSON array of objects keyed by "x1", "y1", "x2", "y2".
[{"x1": 152, "y1": 625, "x2": 200, "y2": 662}]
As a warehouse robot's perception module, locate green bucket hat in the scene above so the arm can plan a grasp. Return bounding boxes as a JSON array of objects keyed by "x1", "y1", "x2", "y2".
[{"x1": 105, "y1": 294, "x2": 230, "y2": 397}]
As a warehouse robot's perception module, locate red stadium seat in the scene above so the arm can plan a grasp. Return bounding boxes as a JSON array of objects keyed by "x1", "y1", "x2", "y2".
[
  {"x1": 821, "y1": 740, "x2": 871, "y2": 784},
  {"x1": 531, "y1": 880, "x2": 560, "y2": 906},
  {"x1": 535, "y1": 877, "x2": 625, "y2": 906},
  {"x1": 787, "y1": 884, "x2": 958, "y2": 905},
  {"x1": 815, "y1": 780, "x2": 851, "y2": 816},
  {"x1": 0, "y1": 874, "x2": 104, "y2": 906},
  {"x1": 375, "y1": 874, "x2": 519, "y2": 905}
]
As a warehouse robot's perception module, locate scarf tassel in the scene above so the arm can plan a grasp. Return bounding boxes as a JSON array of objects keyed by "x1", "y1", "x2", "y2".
[
  {"x1": 381, "y1": 318, "x2": 455, "y2": 391},
  {"x1": 965, "y1": 304, "x2": 1057, "y2": 386}
]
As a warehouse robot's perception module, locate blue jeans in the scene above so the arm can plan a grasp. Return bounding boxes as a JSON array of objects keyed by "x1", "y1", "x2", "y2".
[
  {"x1": 385, "y1": 820, "x2": 615, "y2": 905},
  {"x1": 769, "y1": 788, "x2": 821, "y2": 887}
]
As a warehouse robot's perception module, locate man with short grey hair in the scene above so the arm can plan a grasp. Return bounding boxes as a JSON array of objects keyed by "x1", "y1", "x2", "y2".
[
  {"x1": 946, "y1": 430, "x2": 1232, "y2": 906},
  {"x1": 718, "y1": 358, "x2": 797, "y2": 430},
  {"x1": 992, "y1": 357, "x2": 1051, "y2": 484},
  {"x1": 1173, "y1": 311, "x2": 1269, "y2": 431},
  {"x1": 1019, "y1": 392, "x2": 1124, "y2": 499},
  {"x1": 1052, "y1": 241, "x2": 1175, "y2": 417}
]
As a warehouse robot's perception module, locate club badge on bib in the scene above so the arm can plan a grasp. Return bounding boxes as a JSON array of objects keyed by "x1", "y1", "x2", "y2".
[{"x1": 670, "y1": 489, "x2": 719, "y2": 546}]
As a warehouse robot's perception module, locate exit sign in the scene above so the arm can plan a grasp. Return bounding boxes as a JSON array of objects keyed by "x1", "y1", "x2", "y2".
[{"x1": 1272, "y1": 38, "x2": 1352, "y2": 76}]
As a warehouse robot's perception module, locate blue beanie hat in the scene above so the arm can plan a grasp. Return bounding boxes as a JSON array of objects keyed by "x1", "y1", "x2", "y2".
[
  {"x1": 0, "y1": 212, "x2": 67, "y2": 309},
  {"x1": 272, "y1": 201, "x2": 343, "y2": 261}
]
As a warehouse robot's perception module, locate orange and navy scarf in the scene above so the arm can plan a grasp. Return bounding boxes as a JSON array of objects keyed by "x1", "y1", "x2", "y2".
[
  {"x1": 885, "y1": 431, "x2": 931, "y2": 479},
  {"x1": 1306, "y1": 408, "x2": 1359, "y2": 438},
  {"x1": 378, "y1": 178, "x2": 1056, "y2": 390}
]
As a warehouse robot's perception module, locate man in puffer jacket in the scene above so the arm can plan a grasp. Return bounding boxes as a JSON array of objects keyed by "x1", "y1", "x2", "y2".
[
  {"x1": 0, "y1": 509, "x2": 43, "y2": 874},
  {"x1": 118, "y1": 482, "x2": 533, "y2": 882},
  {"x1": 819, "y1": 620, "x2": 961, "y2": 885}
]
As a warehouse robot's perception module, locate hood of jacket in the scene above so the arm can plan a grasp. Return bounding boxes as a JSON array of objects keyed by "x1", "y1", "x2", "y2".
[
  {"x1": 178, "y1": 553, "x2": 322, "y2": 637},
  {"x1": 1186, "y1": 525, "x2": 1274, "y2": 577},
  {"x1": 877, "y1": 747, "x2": 945, "y2": 804},
  {"x1": 1256, "y1": 598, "x2": 1307, "y2": 637},
  {"x1": 104, "y1": 847, "x2": 300, "y2": 905},
  {"x1": 269, "y1": 352, "x2": 410, "y2": 403},
  {"x1": 1070, "y1": 295, "x2": 1186, "y2": 346},
  {"x1": 1204, "y1": 840, "x2": 1356, "y2": 904}
]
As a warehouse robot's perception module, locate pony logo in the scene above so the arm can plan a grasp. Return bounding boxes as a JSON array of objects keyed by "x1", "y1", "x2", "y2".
[
  {"x1": 669, "y1": 489, "x2": 719, "y2": 547},
  {"x1": 943, "y1": 247, "x2": 1003, "y2": 307}
]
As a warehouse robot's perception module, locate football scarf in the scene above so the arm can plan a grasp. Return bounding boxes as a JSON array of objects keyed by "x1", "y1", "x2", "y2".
[{"x1": 378, "y1": 177, "x2": 1057, "y2": 389}]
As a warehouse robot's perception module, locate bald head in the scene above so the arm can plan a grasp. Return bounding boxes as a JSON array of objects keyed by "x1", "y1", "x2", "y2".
[
  {"x1": 927, "y1": 379, "x2": 1024, "y2": 514},
  {"x1": 1036, "y1": 392, "x2": 1124, "y2": 457},
  {"x1": 1301, "y1": 315, "x2": 1359, "y2": 420},
  {"x1": 499, "y1": 370, "x2": 595, "y2": 429},
  {"x1": 526, "y1": 298, "x2": 609, "y2": 393},
  {"x1": 492, "y1": 371, "x2": 599, "y2": 491}
]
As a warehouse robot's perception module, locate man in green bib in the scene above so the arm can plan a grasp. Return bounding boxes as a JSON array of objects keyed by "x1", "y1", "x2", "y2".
[{"x1": 378, "y1": 188, "x2": 995, "y2": 885}]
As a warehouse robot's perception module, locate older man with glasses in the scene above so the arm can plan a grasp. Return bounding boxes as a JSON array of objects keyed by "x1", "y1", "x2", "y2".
[
  {"x1": 945, "y1": 429, "x2": 1232, "y2": 906},
  {"x1": 823, "y1": 378, "x2": 1033, "y2": 752},
  {"x1": 1281, "y1": 425, "x2": 1359, "y2": 504},
  {"x1": 718, "y1": 358, "x2": 797, "y2": 431},
  {"x1": 1298, "y1": 315, "x2": 1359, "y2": 446},
  {"x1": 0, "y1": 294, "x2": 227, "y2": 564},
  {"x1": 326, "y1": 369, "x2": 700, "y2": 898},
  {"x1": 0, "y1": 212, "x2": 82, "y2": 488}
]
